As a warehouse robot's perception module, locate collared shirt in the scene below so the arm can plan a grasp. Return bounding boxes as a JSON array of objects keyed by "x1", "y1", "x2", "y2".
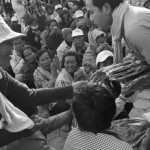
[{"x1": 63, "y1": 128, "x2": 133, "y2": 150}]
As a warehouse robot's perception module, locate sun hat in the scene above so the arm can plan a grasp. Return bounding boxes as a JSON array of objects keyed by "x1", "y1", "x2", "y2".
[
  {"x1": 96, "y1": 50, "x2": 114, "y2": 66},
  {"x1": 72, "y1": 28, "x2": 84, "y2": 37},
  {"x1": 0, "y1": 16, "x2": 25, "y2": 44}
]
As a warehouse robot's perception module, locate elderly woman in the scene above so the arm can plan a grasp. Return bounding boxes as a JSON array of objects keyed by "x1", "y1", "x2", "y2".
[
  {"x1": 33, "y1": 50, "x2": 59, "y2": 118},
  {"x1": 50, "y1": 51, "x2": 87, "y2": 150},
  {"x1": 64, "y1": 87, "x2": 133, "y2": 150}
]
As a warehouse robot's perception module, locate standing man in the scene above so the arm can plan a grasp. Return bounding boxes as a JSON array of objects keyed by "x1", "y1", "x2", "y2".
[{"x1": 86, "y1": 0, "x2": 150, "y2": 64}]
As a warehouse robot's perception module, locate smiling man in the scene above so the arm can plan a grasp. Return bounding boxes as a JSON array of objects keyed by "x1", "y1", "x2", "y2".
[{"x1": 86, "y1": 0, "x2": 150, "y2": 64}]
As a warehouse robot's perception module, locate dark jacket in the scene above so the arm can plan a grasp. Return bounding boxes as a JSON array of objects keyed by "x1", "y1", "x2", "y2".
[
  {"x1": 58, "y1": 10, "x2": 73, "y2": 29},
  {"x1": 46, "y1": 30, "x2": 63, "y2": 54},
  {"x1": 0, "y1": 68, "x2": 73, "y2": 147}
]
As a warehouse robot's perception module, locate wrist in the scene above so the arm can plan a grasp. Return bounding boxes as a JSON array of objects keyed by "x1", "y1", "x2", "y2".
[{"x1": 119, "y1": 94, "x2": 127, "y2": 102}]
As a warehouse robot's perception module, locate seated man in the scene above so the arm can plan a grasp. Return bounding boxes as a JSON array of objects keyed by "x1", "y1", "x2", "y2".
[{"x1": 64, "y1": 86, "x2": 133, "y2": 150}]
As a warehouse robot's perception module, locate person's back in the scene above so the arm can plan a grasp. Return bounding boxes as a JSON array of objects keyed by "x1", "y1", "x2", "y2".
[{"x1": 64, "y1": 128, "x2": 133, "y2": 150}]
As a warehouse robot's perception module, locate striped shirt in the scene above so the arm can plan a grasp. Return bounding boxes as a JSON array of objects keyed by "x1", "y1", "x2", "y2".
[{"x1": 63, "y1": 128, "x2": 133, "y2": 150}]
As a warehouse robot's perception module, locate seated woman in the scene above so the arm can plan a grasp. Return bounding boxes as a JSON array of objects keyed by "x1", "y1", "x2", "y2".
[
  {"x1": 63, "y1": 87, "x2": 133, "y2": 150},
  {"x1": 15, "y1": 45, "x2": 38, "y2": 88},
  {"x1": 33, "y1": 50, "x2": 59, "y2": 118}
]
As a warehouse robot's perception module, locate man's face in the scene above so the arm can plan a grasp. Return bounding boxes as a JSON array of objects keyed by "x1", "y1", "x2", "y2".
[
  {"x1": 64, "y1": 56, "x2": 78, "y2": 75},
  {"x1": 86, "y1": 0, "x2": 112, "y2": 30},
  {"x1": 13, "y1": 38, "x2": 25, "y2": 53},
  {"x1": 73, "y1": 36, "x2": 84, "y2": 47},
  {"x1": 47, "y1": 8, "x2": 53, "y2": 15},
  {"x1": 0, "y1": 41, "x2": 13, "y2": 67}
]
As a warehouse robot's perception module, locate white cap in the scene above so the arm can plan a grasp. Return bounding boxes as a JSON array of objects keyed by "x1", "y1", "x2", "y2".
[
  {"x1": 96, "y1": 50, "x2": 114, "y2": 66},
  {"x1": 11, "y1": 16, "x2": 18, "y2": 22},
  {"x1": 72, "y1": 28, "x2": 84, "y2": 37},
  {"x1": 55, "y1": 4, "x2": 62, "y2": 10},
  {"x1": 74, "y1": 10, "x2": 84, "y2": 18}
]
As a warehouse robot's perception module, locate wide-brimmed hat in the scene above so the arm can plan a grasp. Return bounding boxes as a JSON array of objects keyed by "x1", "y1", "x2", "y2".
[{"x1": 0, "y1": 16, "x2": 25, "y2": 44}]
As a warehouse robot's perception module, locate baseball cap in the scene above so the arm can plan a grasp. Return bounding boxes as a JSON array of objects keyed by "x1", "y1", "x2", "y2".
[
  {"x1": 55, "y1": 4, "x2": 62, "y2": 10},
  {"x1": 74, "y1": 10, "x2": 84, "y2": 18},
  {"x1": 72, "y1": 28, "x2": 84, "y2": 37},
  {"x1": 96, "y1": 50, "x2": 114, "y2": 66}
]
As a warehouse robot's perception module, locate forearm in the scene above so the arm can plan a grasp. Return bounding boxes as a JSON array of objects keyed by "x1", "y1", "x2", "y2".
[
  {"x1": 42, "y1": 110, "x2": 73, "y2": 134},
  {"x1": 3, "y1": 69, "x2": 73, "y2": 106}
]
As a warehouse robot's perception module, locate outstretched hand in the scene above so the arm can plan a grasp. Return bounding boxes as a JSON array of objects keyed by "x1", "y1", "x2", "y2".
[
  {"x1": 90, "y1": 69, "x2": 107, "y2": 84},
  {"x1": 72, "y1": 81, "x2": 88, "y2": 93}
]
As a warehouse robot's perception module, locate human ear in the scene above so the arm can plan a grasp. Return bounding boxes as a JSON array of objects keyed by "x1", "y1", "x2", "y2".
[{"x1": 102, "y1": 3, "x2": 112, "y2": 15}]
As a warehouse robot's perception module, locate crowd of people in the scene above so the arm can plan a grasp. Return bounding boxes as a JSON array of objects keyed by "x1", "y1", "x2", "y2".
[{"x1": 0, "y1": 0, "x2": 150, "y2": 149}]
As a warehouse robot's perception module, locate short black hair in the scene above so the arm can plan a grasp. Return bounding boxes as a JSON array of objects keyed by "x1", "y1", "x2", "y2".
[
  {"x1": 61, "y1": 51, "x2": 80, "y2": 68},
  {"x1": 72, "y1": 86, "x2": 116, "y2": 134},
  {"x1": 12, "y1": 36, "x2": 26, "y2": 43},
  {"x1": 36, "y1": 50, "x2": 52, "y2": 62},
  {"x1": 45, "y1": 4, "x2": 54, "y2": 12},
  {"x1": 49, "y1": 19, "x2": 57, "y2": 26},
  {"x1": 92, "y1": 0, "x2": 124, "y2": 11}
]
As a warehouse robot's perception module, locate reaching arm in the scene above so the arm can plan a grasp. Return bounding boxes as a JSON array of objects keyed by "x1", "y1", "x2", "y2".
[{"x1": 1, "y1": 69, "x2": 73, "y2": 107}]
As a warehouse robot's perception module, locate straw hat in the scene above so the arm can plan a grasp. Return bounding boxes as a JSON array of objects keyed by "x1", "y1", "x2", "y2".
[{"x1": 0, "y1": 16, "x2": 24, "y2": 44}]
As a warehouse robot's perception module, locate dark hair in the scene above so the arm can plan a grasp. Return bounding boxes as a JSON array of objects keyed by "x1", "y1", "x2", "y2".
[
  {"x1": 22, "y1": 45, "x2": 37, "y2": 60},
  {"x1": 12, "y1": 36, "x2": 26, "y2": 43},
  {"x1": 45, "y1": 4, "x2": 54, "y2": 12},
  {"x1": 36, "y1": 50, "x2": 52, "y2": 62},
  {"x1": 92, "y1": 0, "x2": 124, "y2": 11},
  {"x1": 143, "y1": 0, "x2": 150, "y2": 8},
  {"x1": 60, "y1": 9, "x2": 70, "y2": 21},
  {"x1": 49, "y1": 19, "x2": 57, "y2": 26},
  {"x1": 61, "y1": 51, "x2": 80, "y2": 68},
  {"x1": 72, "y1": 86, "x2": 116, "y2": 134}
]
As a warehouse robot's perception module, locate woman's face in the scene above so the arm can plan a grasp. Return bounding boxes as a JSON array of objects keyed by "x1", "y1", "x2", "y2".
[
  {"x1": 49, "y1": 21, "x2": 57, "y2": 31},
  {"x1": 38, "y1": 52, "x2": 51, "y2": 71},
  {"x1": 23, "y1": 48, "x2": 35, "y2": 62},
  {"x1": 64, "y1": 56, "x2": 78, "y2": 74},
  {"x1": 96, "y1": 34, "x2": 106, "y2": 45}
]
